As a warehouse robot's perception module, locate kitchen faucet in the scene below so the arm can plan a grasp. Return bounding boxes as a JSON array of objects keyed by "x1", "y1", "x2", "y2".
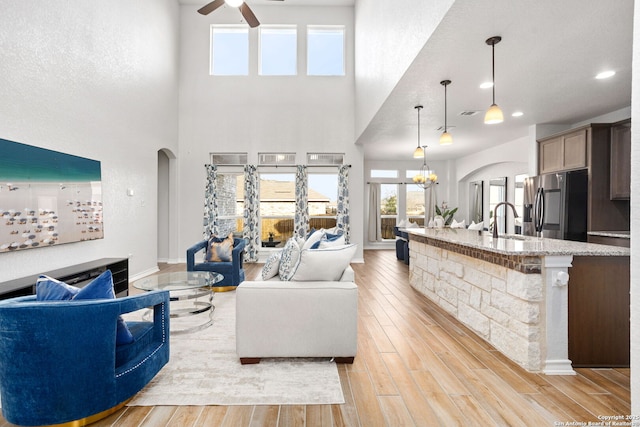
[{"x1": 492, "y1": 201, "x2": 519, "y2": 239}]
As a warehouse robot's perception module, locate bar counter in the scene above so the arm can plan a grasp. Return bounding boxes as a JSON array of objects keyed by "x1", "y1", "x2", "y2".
[{"x1": 406, "y1": 228, "x2": 630, "y2": 374}]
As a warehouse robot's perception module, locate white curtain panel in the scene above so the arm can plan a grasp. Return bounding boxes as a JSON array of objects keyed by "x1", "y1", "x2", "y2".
[{"x1": 368, "y1": 183, "x2": 381, "y2": 242}]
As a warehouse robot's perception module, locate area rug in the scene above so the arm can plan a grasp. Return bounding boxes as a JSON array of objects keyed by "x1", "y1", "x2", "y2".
[{"x1": 126, "y1": 291, "x2": 344, "y2": 406}]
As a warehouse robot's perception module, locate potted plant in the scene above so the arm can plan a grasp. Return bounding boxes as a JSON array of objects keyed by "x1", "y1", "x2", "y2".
[{"x1": 435, "y1": 202, "x2": 458, "y2": 226}]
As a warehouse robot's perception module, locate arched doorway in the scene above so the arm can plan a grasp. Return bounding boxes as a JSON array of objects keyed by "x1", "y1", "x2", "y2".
[{"x1": 157, "y1": 148, "x2": 177, "y2": 262}]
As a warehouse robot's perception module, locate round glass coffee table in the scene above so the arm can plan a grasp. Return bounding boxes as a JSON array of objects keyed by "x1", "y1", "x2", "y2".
[{"x1": 132, "y1": 271, "x2": 223, "y2": 335}]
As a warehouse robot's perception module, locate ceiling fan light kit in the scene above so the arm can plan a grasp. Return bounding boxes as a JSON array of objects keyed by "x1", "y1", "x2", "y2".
[
  {"x1": 198, "y1": 0, "x2": 262, "y2": 28},
  {"x1": 484, "y1": 35, "x2": 504, "y2": 124}
]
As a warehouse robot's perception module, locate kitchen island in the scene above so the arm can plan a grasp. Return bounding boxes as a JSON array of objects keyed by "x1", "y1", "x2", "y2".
[{"x1": 406, "y1": 228, "x2": 630, "y2": 375}]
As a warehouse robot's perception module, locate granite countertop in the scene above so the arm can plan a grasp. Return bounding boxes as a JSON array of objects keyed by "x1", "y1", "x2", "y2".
[
  {"x1": 407, "y1": 228, "x2": 630, "y2": 257},
  {"x1": 587, "y1": 231, "x2": 631, "y2": 239}
]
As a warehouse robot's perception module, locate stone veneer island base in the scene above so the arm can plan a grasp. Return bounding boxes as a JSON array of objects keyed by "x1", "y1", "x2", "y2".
[{"x1": 407, "y1": 228, "x2": 630, "y2": 375}]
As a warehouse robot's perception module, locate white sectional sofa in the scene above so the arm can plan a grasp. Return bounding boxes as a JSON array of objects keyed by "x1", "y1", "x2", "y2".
[{"x1": 235, "y1": 232, "x2": 358, "y2": 365}]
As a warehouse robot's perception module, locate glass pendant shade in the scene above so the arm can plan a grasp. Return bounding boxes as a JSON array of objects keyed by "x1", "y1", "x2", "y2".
[
  {"x1": 484, "y1": 103, "x2": 504, "y2": 124},
  {"x1": 413, "y1": 145, "x2": 424, "y2": 158},
  {"x1": 439, "y1": 131, "x2": 453, "y2": 145},
  {"x1": 226, "y1": 0, "x2": 244, "y2": 7}
]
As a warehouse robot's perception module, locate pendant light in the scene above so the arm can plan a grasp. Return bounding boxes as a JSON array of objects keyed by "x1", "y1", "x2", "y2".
[
  {"x1": 413, "y1": 145, "x2": 437, "y2": 189},
  {"x1": 412, "y1": 105, "x2": 425, "y2": 158},
  {"x1": 439, "y1": 80, "x2": 453, "y2": 145},
  {"x1": 484, "y1": 36, "x2": 504, "y2": 124}
]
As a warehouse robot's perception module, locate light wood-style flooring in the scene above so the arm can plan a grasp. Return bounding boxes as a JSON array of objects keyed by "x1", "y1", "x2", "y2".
[{"x1": 1, "y1": 250, "x2": 630, "y2": 426}]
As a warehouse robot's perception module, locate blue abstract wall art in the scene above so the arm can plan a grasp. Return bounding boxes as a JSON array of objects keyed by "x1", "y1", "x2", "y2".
[{"x1": 0, "y1": 138, "x2": 103, "y2": 253}]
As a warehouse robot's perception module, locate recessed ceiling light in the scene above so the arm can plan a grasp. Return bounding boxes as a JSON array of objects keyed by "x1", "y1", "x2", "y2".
[
  {"x1": 480, "y1": 82, "x2": 494, "y2": 89},
  {"x1": 596, "y1": 70, "x2": 616, "y2": 79},
  {"x1": 512, "y1": 111, "x2": 524, "y2": 117}
]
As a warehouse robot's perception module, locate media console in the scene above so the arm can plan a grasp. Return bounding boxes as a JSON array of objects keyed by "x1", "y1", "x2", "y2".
[{"x1": 0, "y1": 258, "x2": 129, "y2": 300}]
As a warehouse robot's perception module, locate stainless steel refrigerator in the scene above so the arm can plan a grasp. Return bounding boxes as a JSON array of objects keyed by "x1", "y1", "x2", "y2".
[{"x1": 522, "y1": 169, "x2": 588, "y2": 241}]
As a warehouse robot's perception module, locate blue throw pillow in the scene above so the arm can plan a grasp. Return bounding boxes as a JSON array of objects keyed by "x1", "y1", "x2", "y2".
[
  {"x1": 36, "y1": 276, "x2": 80, "y2": 301},
  {"x1": 73, "y1": 270, "x2": 134, "y2": 345},
  {"x1": 37, "y1": 271, "x2": 134, "y2": 346},
  {"x1": 310, "y1": 232, "x2": 343, "y2": 249}
]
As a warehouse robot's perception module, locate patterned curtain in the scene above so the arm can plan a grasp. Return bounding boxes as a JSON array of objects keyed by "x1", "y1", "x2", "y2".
[
  {"x1": 203, "y1": 164, "x2": 218, "y2": 240},
  {"x1": 242, "y1": 165, "x2": 260, "y2": 262},
  {"x1": 336, "y1": 164, "x2": 350, "y2": 243},
  {"x1": 294, "y1": 165, "x2": 309, "y2": 239}
]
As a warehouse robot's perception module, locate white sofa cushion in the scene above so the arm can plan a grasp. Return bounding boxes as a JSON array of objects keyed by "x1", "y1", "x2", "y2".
[
  {"x1": 291, "y1": 244, "x2": 357, "y2": 281},
  {"x1": 236, "y1": 280, "x2": 358, "y2": 360}
]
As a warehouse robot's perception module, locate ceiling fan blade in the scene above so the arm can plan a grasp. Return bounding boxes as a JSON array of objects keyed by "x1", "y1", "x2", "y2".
[
  {"x1": 239, "y1": 3, "x2": 260, "y2": 28},
  {"x1": 198, "y1": 0, "x2": 225, "y2": 15}
]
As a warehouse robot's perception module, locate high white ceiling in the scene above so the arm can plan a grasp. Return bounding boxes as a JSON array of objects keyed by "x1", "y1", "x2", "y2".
[
  {"x1": 178, "y1": 0, "x2": 633, "y2": 162},
  {"x1": 178, "y1": 0, "x2": 355, "y2": 6},
  {"x1": 358, "y1": 0, "x2": 634, "y2": 161}
]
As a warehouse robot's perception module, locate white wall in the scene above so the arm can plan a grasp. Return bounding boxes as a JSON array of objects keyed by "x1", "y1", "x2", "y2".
[
  {"x1": 177, "y1": 5, "x2": 364, "y2": 261},
  {"x1": 0, "y1": 0, "x2": 180, "y2": 282},
  {"x1": 630, "y1": 0, "x2": 639, "y2": 415},
  {"x1": 354, "y1": 0, "x2": 454, "y2": 139}
]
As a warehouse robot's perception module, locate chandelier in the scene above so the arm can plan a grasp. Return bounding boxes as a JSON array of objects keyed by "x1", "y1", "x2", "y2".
[{"x1": 413, "y1": 145, "x2": 437, "y2": 189}]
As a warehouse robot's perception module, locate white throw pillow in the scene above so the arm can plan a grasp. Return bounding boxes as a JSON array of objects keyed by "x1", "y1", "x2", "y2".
[
  {"x1": 261, "y1": 250, "x2": 282, "y2": 280},
  {"x1": 291, "y1": 244, "x2": 357, "y2": 281},
  {"x1": 278, "y1": 238, "x2": 302, "y2": 281},
  {"x1": 302, "y1": 229, "x2": 324, "y2": 250},
  {"x1": 468, "y1": 221, "x2": 484, "y2": 230},
  {"x1": 318, "y1": 234, "x2": 345, "y2": 248},
  {"x1": 397, "y1": 219, "x2": 407, "y2": 228}
]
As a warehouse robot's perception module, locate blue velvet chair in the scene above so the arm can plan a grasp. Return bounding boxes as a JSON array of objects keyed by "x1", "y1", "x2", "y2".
[
  {"x1": 187, "y1": 238, "x2": 246, "y2": 290},
  {"x1": 0, "y1": 290, "x2": 170, "y2": 426}
]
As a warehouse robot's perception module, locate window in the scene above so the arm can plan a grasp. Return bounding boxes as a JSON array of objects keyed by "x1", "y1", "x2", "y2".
[
  {"x1": 259, "y1": 173, "x2": 295, "y2": 244},
  {"x1": 405, "y1": 169, "x2": 425, "y2": 226},
  {"x1": 210, "y1": 26, "x2": 249, "y2": 76},
  {"x1": 212, "y1": 172, "x2": 243, "y2": 235},
  {"x1": 307, "y1": 26, "x2": 345, "y2": 76},
  {"x1": 260, "y1": 26, "x2": 297, "y2": 76},
  {"x1": 309, "y1": 173, "x2": 338, "y2": 231},
  {"x1": 380, "y1": 184, "x2": 398, "y2": 239},
  {"x1": 370, "y1": 170, "x2": 398, "y2": 179},
  {"x1": 514, "y1": 174, "x2": 528, "y2": 233},
  {"x1": 258, "y1": 152, "x2": 296, "y2": 166}
]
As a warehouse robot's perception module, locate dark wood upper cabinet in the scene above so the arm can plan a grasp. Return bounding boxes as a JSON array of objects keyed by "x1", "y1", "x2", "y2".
[
  {"x1": 538, "y1": 128, "x2": 587, "y2": 174},
  {"x1": 610, "y1": 119, "x2": 631, "y2": 200}
]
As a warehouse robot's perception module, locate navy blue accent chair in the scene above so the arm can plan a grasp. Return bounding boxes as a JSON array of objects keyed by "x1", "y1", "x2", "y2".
[
  {"x1": 187, "y1": 238, "x2": 246, "y2": 288},
  {"x1": 0, "y1": 290, "x2": 170, "y2": 426}
]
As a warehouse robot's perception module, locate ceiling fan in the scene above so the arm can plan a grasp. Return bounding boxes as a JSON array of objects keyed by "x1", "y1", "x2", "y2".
[{"x1": 198, "y1": 0, "x2": 284, "y2": 28}]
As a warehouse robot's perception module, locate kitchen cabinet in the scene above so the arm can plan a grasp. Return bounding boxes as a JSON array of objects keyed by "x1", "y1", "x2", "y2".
[
  {"x1": 538, "y1": 128, "x2": 587, "y2": 174},
  {"x1": 569, "y1": 256, "x2": 630, "y2": 367},
  {"x1": 610, "y1": 119, "x2": 631, "y2": 200},
  {"x1": 537, "y1": 123, "x2": 630, "y2": 232}
]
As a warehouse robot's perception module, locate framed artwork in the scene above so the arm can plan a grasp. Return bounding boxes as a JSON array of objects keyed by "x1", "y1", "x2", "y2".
[{"x1": 0, "y1": 138, "x2": 103, "y2": 253}]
